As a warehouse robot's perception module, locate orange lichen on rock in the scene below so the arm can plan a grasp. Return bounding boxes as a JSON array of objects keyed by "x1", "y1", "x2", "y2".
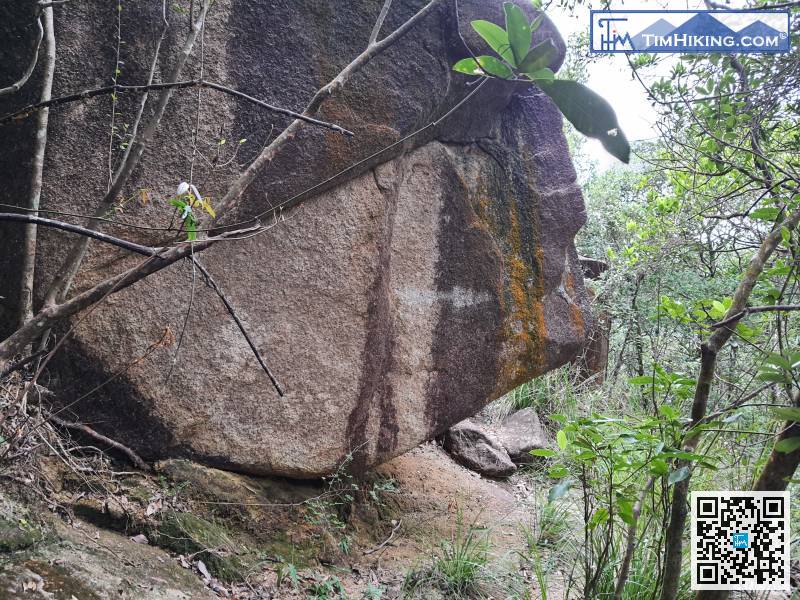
[{"x1": 500, "y1": 201, "x2": 547, "y2": 389}]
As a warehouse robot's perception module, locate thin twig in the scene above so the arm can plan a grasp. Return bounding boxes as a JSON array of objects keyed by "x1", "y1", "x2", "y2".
[
  {"x1": 0, "y1": 350, "x2": 47, "y2": 378},
  {"x1": 192, "y1": 257, "x2": 284, "y2": 396},
  {"x1": 363, "y1": 519, "x2": 402, "y2": 555},
  {"x1": 712, "y1": 304, "x2": 800, "y2": 329},
  {"x1": 0, "y1": 79, "x2": 354, "y2": 135},
  {"x1": 165, "y1": 246, "x2": 197, "y2": 383},
  {"x1": 117, "y1": 0, "x2": 169, "y2": 171}
]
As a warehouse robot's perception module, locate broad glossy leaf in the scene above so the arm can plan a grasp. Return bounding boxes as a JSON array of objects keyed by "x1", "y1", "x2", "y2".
[
  {"x1": 452, "y1": 55, "x2": 512, "y2": 79},
  {"x1": 518, "y1": 39, "x2": 557, "y2": 75},
  {"x1": 556, "y1": 429, "x2": 568, "y2": 450},
  {"x1": 504, "y1": 2, "x2": 531, "y2": 66},
  {"x1": 539, "y1": 80, "x2": 630, "y2": 163},
  {"x1": 526, "y1": 67, "x2": 555, "y2": 82},
  {"x1": 471, "y1": 20, "x2": 515, "y2": 65}
]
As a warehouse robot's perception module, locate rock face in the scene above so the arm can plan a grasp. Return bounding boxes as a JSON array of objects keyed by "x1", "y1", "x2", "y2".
[
  {"x1": 574, "y1": 258, "x2": 610, "y2": 383},
  {"x1": 443, "y1": 420, "x2": 516, "y2": 477},
  {"x1": 494, "y1": 408, "x2": 550, "y2": 463},
  {"x1": 0, "y1": 0, "x2": 591, "y2": 476}
]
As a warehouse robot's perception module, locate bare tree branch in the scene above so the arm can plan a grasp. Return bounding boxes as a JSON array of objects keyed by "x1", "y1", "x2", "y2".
[
  {"x1": 0, "y1": 17, "x2": 43, "y2": 98},
  {"x1": 213, "y1": 0, "x2": 445, "y2": 219},
  {"x1": 49, "y1": 413, "x2": 151, "y2": 471},
  {"x1": 117, "y1": 0, "x2": 169, "y2": 171},
  {"x1": 712, "y1": 304, "x2": 800, "y2": 329},
  {"x1": 369, "y1": 0, "x2": 394, "y2": 45},
  {"x1": 42, "y1": 0, "x2": 212, "y2": 308},
  {"x1": 0, "y1": 213, "x2": 159, "y2": 256},
  {"x1": 615, "y1": 476, "x2": 656, "y2": 600},
  {"x1": 18, "y1": 6, "x2": 55, "y2": 328},
  {"x1": 0, "y1": 79, "x2": 355, "y2": 135}
]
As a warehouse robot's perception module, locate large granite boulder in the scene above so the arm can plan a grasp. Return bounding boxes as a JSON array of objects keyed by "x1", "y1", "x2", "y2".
[{"x1": 0, "y1": 0, "x2": 591, "y2": 477}]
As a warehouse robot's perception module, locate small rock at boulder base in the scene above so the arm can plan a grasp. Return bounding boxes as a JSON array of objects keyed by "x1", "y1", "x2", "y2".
[
  {"x1": 0, "y1": 0, "x2": 590, "y2": 477},
  {"x1": 444, "y1": 421, "x2": 517, "y2": 478},
  {"x1": 495, "y1": 408, "x2": 550, "y2": 463}
]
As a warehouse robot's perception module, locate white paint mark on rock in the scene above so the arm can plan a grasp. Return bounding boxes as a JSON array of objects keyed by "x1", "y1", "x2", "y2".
[{"x1": 397, "y1": 286, "x2": 492, "y2": 309}]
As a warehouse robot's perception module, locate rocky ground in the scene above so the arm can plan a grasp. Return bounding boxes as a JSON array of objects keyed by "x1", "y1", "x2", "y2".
[{"x1": 0, "y1": 434, "x2": 572, "y2": 599}]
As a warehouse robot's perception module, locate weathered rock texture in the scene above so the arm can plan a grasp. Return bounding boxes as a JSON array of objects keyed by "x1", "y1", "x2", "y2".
[
  {"x1": 0, "y1": 0, "x2": 591, "y2": 476},
  {"x1": 443, "y1": 420, "x2": 516, "y2": 477},
  {"x1": 493, "y1": 407, "x2": 550, "y2": 464}
]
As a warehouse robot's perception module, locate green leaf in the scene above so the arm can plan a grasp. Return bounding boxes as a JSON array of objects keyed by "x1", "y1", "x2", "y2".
[
  {"x1": 668, "y1": 466, "x2": 690, "y2": 485},
  {"x1": 758, "y1": 370, "x2": 788, "y2": 384},
  {"x1": 504, "y1": 2, "x2": 531, "y2": 66},
  {"x1": 659, "y1": 405, "x2": 680, "y2": 421},
  {"x1": 628, "y1": 375, "x2": 655, "y2": 385},
  {"x1": 749, "y1": 207, "x2": 780, "y2": 221},
  {"x1": 185, "y1": 216, "x2": 197, "y2": 241},
  {"x1": 649, "y1": 458, "x2": 669, "y2": 476},
  {"x1": 539, "y1": 80, "x2": 630, "y2": 163},
  {"x1": 518, "y1": 39, "x2": 557, "y2": 76},
  {"x1": 526, "y1": 67, "x2": 555, "y2": 82},
  {"x1": 548, "y1": 478, "x2": 572, "y2": 502},
  {"x1": 765, "y1": 353, "x2": 792, "y2": 370},
  {"x1": 774, "y1": 437, "x2": 800, "y2": 454},
  {"x1": 530, "y1": 448, "x2": 557, "y2": 457},
  {"x1": 618, "y1": 500, "x2": 635, "y2": 525},
  {"x1": 711, "y1": 300, "x2": 726, "y2": 317},
  {"x1": 530, "y1": 13, "x2": 544, "y2": 32},
  {"x1": 471, "y1": 20, "x2": 515, "y2": 66},
  {"x1": 453, "y1": 55, "x2": 513, "y2": 79},
  {"x1": 771, "y1": 407, "x2": 800, "y2": 422},
  {"x1": 588, "y1": 507, "x2": 609, "y2": 530},
  {"x1": 556, "y1": 429, "x2": 568, "y2": 450}
]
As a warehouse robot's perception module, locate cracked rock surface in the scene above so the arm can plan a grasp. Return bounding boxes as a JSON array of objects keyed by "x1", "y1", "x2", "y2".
[{"x1": 0, "y1": 0, "x2": 590, "y2": 477}]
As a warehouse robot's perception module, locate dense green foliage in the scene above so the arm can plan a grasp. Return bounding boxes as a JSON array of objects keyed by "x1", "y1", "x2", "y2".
[{"x1": 468, "y1": 2, "x2": 800, "y2": 598}]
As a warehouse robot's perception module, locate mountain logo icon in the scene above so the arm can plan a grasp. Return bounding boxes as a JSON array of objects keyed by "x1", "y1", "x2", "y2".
[{"x1": 590, "y1": 10, "x2": 790, "y2": 54}]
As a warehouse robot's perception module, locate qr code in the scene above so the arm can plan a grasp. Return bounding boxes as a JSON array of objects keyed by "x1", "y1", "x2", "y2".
[{"x1": 691, "y1": 491, "x2": 790, "y2": 590}]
